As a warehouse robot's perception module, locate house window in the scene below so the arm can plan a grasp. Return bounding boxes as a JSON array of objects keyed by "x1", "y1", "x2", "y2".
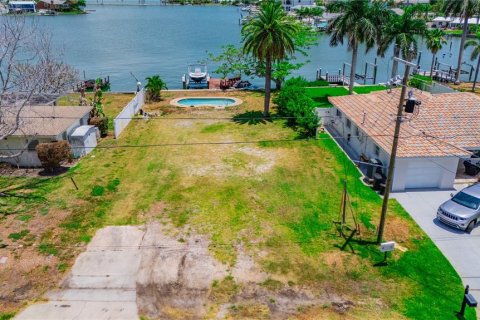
[
  {"x1": 346, "y1": 119, "x2": 351, "y2": 129},
  {"x1": 27, "y1": 140, "x2": 39, "y2": 151},
  {"x1": 336, "y1": 109, "x2": 342, "y2": 118},
  {"x1": 355, "y1": 126, "x2": 360, "y2": 138},
  {"x1": 374, "y1": 145, "x2": 380, "y2": 157},
  {"x1": 62, "y1": 131, "x2": 67, "y2": 140}
]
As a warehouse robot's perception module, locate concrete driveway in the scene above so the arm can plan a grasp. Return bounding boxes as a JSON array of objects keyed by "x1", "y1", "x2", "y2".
[{"x1": 392, "y1": 186, "x2": 480, "y2": 305}]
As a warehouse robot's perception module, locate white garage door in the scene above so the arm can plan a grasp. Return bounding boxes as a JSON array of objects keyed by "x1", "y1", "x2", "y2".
[{"x1": 405, "y1": 159, "x2": 442, "y2": 189}]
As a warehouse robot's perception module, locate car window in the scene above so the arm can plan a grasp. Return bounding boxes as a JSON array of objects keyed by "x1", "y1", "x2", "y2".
[{"x1": 452, "y1": 191, "x2": 480, "y2": 210}]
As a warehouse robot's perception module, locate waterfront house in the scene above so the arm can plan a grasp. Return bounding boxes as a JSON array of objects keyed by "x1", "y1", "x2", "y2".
[
  {"x1": 327, "y1": 90, "x2": 480, "y2": 191},
  {"x1": 36, "y1": 0, "x2": 71, "y2": 11},
  {"x1": 7, "y1": 1, "x2": 36, "y2": 13},
  {"x1": 0, "y1": 106, "x2": 94, "y2": 168},
  {"x1": 282, "y1": 0, "x2": 315, "y2": 12}
]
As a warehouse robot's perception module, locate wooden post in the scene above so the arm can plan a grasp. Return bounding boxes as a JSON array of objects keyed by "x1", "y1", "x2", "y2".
[
  {"x1": 364, "y1": 62, "x2": 368, "y2": 84},
  {"x1": 377, "y1": 55, "x2": 414, "y2": 244}
]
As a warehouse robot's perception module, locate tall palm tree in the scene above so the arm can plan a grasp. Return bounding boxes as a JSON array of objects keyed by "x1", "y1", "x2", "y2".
[
  {"x1": 425, "y1": 29, "x2": 447, "y2": 77},
  {"x1": 377, "y1": 6, "x2": 426, "y2": 79},
  {"x1": 464, "y1": 39, "x2": 480, "y2": 91},
  {"x1": 327, "y1": 0, "x2": 391, "y2": 94},
  {"x1": 242, "y1": 1, "x2": 299, "y2": 117},
  {"x1": 443, "y1": 0, "x2": 480, "y2": 83}
]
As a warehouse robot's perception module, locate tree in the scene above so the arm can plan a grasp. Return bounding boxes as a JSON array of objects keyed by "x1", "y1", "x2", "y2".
[
  {"x1": 242, "y1": 1, "x2": 299, "y2": 117},
  {"x1": 0, "y1": 17, "x2": 78, "y2": 162},
  {"x1": 425, "y1": 29, "x2": 447, "y2": 77},
  {"x1": 377, "y1": 6, "x2": 426, "y2": 79},
  {"x1": 410, "y1": 3, "x2": 433, "y2": 20},
  {"x1": 443, "y1": 0, "x2": 480, "y2": 83},
  {"x1": 145, "y1": 75, "x2": 168, "y2": 102},
  {"x1": 207, "y1": 45, "x2": 247, "y2": 79},
  {"x1": 295, "y1": 7, "x2": 324, "y2": 19},
  {"x1": 327, "y1": 0, "x2": 390, "y2": 94},
  {"x1": 273, "y1": 77, "x2": 318, "y2": 136},
  {"x1": 209, "y1": 24, "x2": 316, "y2": 92},
  {"x1": 464, "y1": 39, "x2": 480, "y2": 91}
]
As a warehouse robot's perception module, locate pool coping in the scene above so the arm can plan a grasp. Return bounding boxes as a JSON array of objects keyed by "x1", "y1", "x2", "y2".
[{"x1": 170, "y1": 96, "x2": 243, "y2": 109}]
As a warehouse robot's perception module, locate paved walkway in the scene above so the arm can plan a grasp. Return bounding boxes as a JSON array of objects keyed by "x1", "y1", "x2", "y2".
[
  {"x1": 392, "y1": 186, "x2": 480, "y2": 305},
  {"x1": 15, "y1": 226, "x2": 143, "y2": 320}
]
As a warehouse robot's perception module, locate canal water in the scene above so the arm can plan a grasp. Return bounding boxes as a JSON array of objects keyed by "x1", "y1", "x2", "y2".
[{"x1": 35, "y1": 4, "x2": 473, "y2": 91}]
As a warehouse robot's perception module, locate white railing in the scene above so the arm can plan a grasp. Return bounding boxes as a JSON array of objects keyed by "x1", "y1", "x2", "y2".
[{"x1": 113, "y1": 89, "x2": 144, "y2": 139}]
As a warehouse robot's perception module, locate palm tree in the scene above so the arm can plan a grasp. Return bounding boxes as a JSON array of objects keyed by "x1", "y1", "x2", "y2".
[
  {"x1": 327, "y1": 0, "x2": 390, "y2": 94},
  {"x1": 443, "y1": 0, "x2": 480, "y2": 83},
  {"x1": 377, "y1": 6, "x2": 426, "y2": 79},
  {"x1": 464, "y1": 39, "x2": 480, "y2": 91},
  {"x1": 425, "y1": 29, "x2": 447, "y2": 77},
  {"x1": 242, "y1": 1, "x2": 299, "y2": 117},
  {"x1": 145, "y1": 75, "x2": 168, "y2": 102}
]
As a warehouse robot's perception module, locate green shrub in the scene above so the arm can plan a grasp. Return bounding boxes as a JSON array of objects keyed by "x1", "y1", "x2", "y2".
[
  {"x1": 274, "y1": 77, "x2": 319, "y2": 136},
  {"x1": 89, "y1": 116, "x2": 108, "y2": 137},
  {"x1": 36, "y1": 141, "x2": 71, "y2": 173},
  {"x1": 409, "y1": 74, "x2": 432, "y2": 91}
]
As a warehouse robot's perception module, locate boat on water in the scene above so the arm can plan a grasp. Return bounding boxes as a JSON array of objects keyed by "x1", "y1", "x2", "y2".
[
  {"x1": 188, "y1": 64, "x2": 208, "y2": 83},
  {"x1": 182, "y1": 64, "x2": 210, "y2": 89},
  {"x1": 37, "y1": 9, "x2": 57, "y2": 16}
]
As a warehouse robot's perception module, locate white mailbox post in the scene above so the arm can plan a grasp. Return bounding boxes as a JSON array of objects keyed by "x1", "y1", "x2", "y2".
[{"x1": 378, "y1": 241, "x2": 396, "y2": 265}]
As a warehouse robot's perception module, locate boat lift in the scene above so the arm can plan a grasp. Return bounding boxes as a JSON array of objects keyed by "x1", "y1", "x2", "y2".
[
  {"x1": 182, "y1": 64, "x2": 210, "y2": 89},
  {"x1": 316, "y1": 58, "x2": 378, "y2": 85}
]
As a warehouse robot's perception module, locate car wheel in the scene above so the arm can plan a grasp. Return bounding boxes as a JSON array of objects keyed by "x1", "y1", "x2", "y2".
[{"x1": 466, "y1": 220, "x2": 476, "y2": 234}]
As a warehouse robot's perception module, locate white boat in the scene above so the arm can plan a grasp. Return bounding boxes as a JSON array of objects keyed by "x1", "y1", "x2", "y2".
[{"x1": 188, "y1": 64, "x2": 208, "y2": 83}]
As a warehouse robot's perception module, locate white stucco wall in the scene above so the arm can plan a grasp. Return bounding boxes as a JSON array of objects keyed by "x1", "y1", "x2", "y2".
[
  {"x1": 0, "y1": 137, "x2": 54, "y2": 167},
  {"x1": 0, "y1": 114, "x2": 89, "y2": 168},
  {"x1": 329, "y1": 106, "x2": 459, "y2": 191},
  {"x1": 329, "y1": 107, "x2": 390, "y2": 174},
  {"x1": 392, "y1": 157, "x2": 458, "y2": 191}
]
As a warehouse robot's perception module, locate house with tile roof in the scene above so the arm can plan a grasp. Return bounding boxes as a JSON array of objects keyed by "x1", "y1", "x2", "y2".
[
  {"x1": 327, "y1": 89, "x2": 480, "y2": 191},
  {"x1": 0, "y1": 105, "x2": 94, "y2": 168}
]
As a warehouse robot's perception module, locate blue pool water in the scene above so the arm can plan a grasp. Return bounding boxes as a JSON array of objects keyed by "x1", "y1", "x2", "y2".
[{"x1": 177, "y1": 98, "x2": 236, "y2": 107}]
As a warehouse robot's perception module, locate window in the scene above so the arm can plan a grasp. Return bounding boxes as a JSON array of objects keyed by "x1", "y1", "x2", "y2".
[
  {"x1": 27, "y1": 140, "x2": 39, "y2": 151},
  {"x1": 346, "y1": 119, "x2": 351, "y2": 129},
  {"x1": 336, "y1": 109, "x2": 342, "y2": 118},
  {"x1": 374, "y1": 145, "x2": 380, "y2": 156},
  {"x1": 355, "y1": 126, "x2": 360, "y2": 138}
]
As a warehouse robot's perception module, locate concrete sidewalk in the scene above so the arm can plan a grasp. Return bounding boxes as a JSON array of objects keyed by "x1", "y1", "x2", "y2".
[
  {"x1": 392, "y1": 187, "x2": 480, "y2": 305},
  {"x1": 15, "y1": 226, "x2": 143, "y2": 320}
]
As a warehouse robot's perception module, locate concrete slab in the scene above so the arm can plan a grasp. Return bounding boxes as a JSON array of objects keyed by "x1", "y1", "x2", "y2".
[
  {"x1": 15, "y1": 301, "x2": 138, "y2": 320},
  {"x1": 15, "y1": 226, "x2": 144, "y2": 320},
  {"x1": 392, "y1": 186, "x2": 480, "y2": 305}
]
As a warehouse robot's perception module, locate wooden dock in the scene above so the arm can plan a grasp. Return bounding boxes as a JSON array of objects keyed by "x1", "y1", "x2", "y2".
[
  {"x1": 208, "y1": 78, "x2": 221, "y2": 89},
  {"x1": 318, "y1": 74, "x2": 352, "y2": 85}
]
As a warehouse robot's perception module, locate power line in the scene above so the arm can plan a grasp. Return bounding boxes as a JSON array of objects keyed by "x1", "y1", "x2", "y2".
[{"x1": 0, "y1": 133, "x2": 434, "y2": 152}]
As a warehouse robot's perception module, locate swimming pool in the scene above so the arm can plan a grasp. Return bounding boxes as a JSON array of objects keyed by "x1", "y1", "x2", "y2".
[{"x1": 170, "y1": 97, "x2": 243, "y2": 108}]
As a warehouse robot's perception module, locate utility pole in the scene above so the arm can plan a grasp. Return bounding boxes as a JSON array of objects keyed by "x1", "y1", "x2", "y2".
[{"x1": 377, "y1": 50, "x2": 417, "y2": 244}]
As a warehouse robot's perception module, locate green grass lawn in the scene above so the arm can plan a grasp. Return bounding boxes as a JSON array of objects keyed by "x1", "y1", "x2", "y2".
[
  {"x1": 353, "y1": 85, "x2": 387, "y2": 94},
  {"x1": 0, "y1": 91, "x2": 475, "y2": 319},
  {"x1": 305, "y1": 86, "x2": 349, "y2": 108}
]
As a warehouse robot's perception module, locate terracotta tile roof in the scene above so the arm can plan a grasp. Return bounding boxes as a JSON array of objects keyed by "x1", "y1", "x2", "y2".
[
  {"x1": 6, "y1": 105, "x2": 92, "y2": 137},
  {"x1": 328, "y1": 89, "x2": 480, "y2": 158}
]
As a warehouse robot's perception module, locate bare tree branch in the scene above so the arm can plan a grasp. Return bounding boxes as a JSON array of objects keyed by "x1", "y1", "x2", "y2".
[{"x1": 0, "y1": 16, "x2": 79, "y2": 160}]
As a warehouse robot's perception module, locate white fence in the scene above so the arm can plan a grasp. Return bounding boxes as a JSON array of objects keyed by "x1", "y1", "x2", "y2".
[{"x1": 113, "y1": 90, "x2": 145, "y2": 139}]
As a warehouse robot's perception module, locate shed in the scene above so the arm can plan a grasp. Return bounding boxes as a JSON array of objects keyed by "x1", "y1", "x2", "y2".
[{"x1": 69, "y1": 125, "x2": 98, "y2": 158}]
